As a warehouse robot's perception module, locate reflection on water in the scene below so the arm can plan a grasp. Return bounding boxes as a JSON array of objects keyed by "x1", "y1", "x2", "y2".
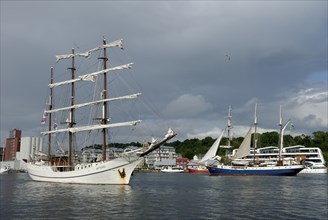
[{"x1": 1, "y1": 173, "x2": 327, "y2": 219}]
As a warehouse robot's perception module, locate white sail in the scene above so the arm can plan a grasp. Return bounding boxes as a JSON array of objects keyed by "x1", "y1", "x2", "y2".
[
  {"x1": 41, "y1": 120, "x2": 142, "y2": 135},
  {"x1": 280, "y1": 120, "x2": 291, "y2": 149},
  {"x1": 49, "y1": 63, "x2": 133, "y2": 88},
  {"x1": 232, "y1": 127, "x2": 253, "y2": 160},
  {"x1": 45, "y1": 93, "x2": 141, "y2": 113},
  {"x1": 200, "y1": 129, "x2": 225, "y2": 163}
]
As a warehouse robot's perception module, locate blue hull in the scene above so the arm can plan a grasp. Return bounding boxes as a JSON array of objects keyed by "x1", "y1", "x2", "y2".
[{"x1": 207, "y1": 165, "x2": 304, "y2": 176}]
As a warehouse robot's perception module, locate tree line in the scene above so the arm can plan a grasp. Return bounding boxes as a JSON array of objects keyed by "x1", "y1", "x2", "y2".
[
  {"x1": 87, "y1": 131, "x2": 328, "y2": 165},
  {"x1": 166, "y1": 131, "x2": 328, "y2": 164}
]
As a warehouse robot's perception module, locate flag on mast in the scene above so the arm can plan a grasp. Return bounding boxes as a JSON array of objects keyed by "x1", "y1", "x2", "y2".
[{"x1": 40, "y1": 110, "x2": 48, "y2": 125}]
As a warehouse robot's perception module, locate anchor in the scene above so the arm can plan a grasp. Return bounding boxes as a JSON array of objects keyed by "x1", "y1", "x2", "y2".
[{"x1": 118, "y1": 168, "x2": 126, "y2": 178}]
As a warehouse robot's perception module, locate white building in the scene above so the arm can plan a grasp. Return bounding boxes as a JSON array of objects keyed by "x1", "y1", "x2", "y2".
[
  {"x1": 144, "y1": 146, "x2": 178, "y2": 168},
  {"x1": 1, "y1": 136, "x2": 43, "y2": 171},
  {"x1": 18, "y1": 136, "x2": 43, "y2": 161}
]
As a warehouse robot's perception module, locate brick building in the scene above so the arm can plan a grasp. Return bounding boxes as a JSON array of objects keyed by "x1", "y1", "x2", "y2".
[
  {"x1": 176, "y1": 157, "x2": 189, "y2": 168},
  {"x1": 5, "y1": 129, "x2": 21, "y2": 160}
]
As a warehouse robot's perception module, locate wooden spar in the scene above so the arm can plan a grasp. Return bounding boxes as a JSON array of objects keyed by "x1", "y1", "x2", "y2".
[
  {"x1": 48, "y1": 67, "x2": 54, "y2": 160},
  {"x1": 68, "y1": 48, "x2": 76, "y2": 168},
  {"x1": 98, "y1": 38, "x2": 109, "y2": 161}
]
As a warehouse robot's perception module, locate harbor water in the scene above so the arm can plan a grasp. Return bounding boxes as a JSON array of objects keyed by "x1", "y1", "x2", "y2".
[{"x1": 1, "y1": 172, "x2": 327, "y2": 220}]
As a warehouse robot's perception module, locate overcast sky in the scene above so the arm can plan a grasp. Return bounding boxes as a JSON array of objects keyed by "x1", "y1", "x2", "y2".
[{"x1": 1, "y1": 1, "x2": 327, "y2": 144}]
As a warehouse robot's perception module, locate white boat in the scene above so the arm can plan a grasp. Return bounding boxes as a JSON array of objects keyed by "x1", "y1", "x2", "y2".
[
  {"x1": 187, "y1": 130, "x2": 224, "y2": 173},
  {"x1": 0, "y1": 166, "x2": 10, "y2": 174},
  {"x1": 188, "y1": 106, "x2": 231, "y2": 173},
  {"x1": 25, "y1": 38, "x2": 176, "y2": 184},
  {"x1": 0, "y1": 147, "x2": 9, "y2": 174},
  {"x1": 161, "y1": 166, "x2": 184, "y2": 173},
  {"x1": 301, "y1": 161, "x2": 327, "y2": 174}
]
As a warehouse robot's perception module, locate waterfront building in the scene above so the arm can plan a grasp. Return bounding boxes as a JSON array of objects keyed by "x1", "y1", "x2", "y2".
[
  {"x1": 1, "y1": 129, "x2": 43, "y2": 171},
  {"x1": 176, "y1": 158, "x2": 190, "y2": 168},
  {"x1": 144, "y1": 146, "x2": 178, "y2": 168},
  {"x1": 4, "y1": 129, "x2": 21, "y2": 161},
  {"x1": 18, "y1": 136, "x2": 43, "y2": 161},
  {"x1": 0, "y1": 147, "x2": 4, "y2": 161}
]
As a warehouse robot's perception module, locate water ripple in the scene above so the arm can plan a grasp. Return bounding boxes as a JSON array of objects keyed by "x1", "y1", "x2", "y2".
[{"x1": 1, "y1": 173, "x2": 327, "y2": 219}]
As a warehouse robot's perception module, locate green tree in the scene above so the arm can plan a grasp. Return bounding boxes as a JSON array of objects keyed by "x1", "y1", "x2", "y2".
[
  {"x1": 85, "y1": 130, "x2": 328, "y2": 163},
  {"x1": 312, "y1": 131, "x2": 328, "y2": 150},
  {"x1": 283, "y1": 134, "x2": 296, "y2": 146},
  {"x1": 260, "y1": 132, "x2": 279, "y2": 146}
]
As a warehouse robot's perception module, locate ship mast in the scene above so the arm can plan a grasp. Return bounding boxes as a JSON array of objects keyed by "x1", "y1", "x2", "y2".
[
  {"x1": 227, "y1": 105, "x2": 232, "y2": 148},
  {"x1": 48, "y1": 67, "x2": 54, "y2": 161},
  {"x1": 99, "y1": 38, "x2": 109, "y2": 161},
  {"x1": 253, "y1": 103, "x2": 258, "y2": 164},
  {"x1": 278, "y1": 105, "x2": 283, "y2": 164},
  {"x1": 68, "y1": 48, "x2": 76, "y2": 168},
  {"x1": 277, "y1": 106, "x2": 290, "y2": 166}
]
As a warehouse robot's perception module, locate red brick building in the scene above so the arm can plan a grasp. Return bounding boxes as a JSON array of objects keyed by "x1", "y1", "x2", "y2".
[
  {"x1": 176, "y1": 158, "x2": 189, "y2": 168},
  {"x1": 5, "y1": 129, "x2": 21, "y2": 160}
]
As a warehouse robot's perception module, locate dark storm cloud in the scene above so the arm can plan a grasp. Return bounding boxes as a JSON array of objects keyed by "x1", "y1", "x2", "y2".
[{"x1": 1, "y1": 1, "x2": 327, "y2": 141}]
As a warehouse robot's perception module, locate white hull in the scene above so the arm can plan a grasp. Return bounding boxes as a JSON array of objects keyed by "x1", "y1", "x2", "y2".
[
  {"x1": 300, "y1": 167, "x2": 327, "y2": 174},
  {"x1": 0, "y1": 167, "x2": 10, "y2": 174},
  {"x1": 26, "y1": 158, "x2": 142, "y2": 184},
  {"x1": 161, "y1": 168, "x2": 184, "y2": 173},
  {"x1": 161, "y1": 170, "x2": 184, "y2": 173},
  {"x1": 208, "y1": 164, "x2": 304, "y2": 176}
]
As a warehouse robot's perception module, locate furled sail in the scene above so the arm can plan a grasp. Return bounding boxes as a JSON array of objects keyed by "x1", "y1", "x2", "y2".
[
  {"x1": 41, "y1": 120, "x2": 142, "y2": 135},
  {"x1": 49, "y1": 63, "x2": 133, "y2": 88},
  {"x1": 232, "y1": 127, "x2": 253, "y2": 160},
  {"x1": 138, "y1": 128, "x2": 177, "y2": 157},
  {"x1": 45, "y1": 93, "x2": 141, "y2": 114},
  {"x1": 87, "y1": 39, "x2": 123, "y2": 54},
  {"x1": 55, "y1": 39, "x2": 123, "y2": 62},
  {"x1": 200, "y1": 128, "x2": 225, "y2": 163},
  {"x1": 56, "y1": 52, "x2": 90, "y2": 62}
]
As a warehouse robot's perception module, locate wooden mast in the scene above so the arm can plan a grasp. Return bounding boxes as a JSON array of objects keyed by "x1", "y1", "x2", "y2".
[
  {"x1": 68, "y1": 48, "x2": 76, "y2": 168},
  {"x1": 227, "y1": 105, "x2": 232, "y2": 147},
  {"x1": 277, "y1": 105, "x2": 283, "y2": 166},
  {"x1": 253, "y1": 103, "x2": 258, "y2": 164},
  {"x1": 48, "y1": 67, "x2": 54, "y2": 162},
  {"x1": 99, "y1": 38, "x2": 108, "y2": 161}
]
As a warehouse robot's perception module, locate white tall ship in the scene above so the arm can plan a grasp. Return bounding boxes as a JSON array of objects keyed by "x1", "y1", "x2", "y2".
[{"x1": 26, "y1": 38, "x2": 176, "y2": 184}]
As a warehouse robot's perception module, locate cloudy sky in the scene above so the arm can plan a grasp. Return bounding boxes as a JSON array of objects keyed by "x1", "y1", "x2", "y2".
[{"x1": 1, "y1": 1, "x2": 327, "y2": 144}]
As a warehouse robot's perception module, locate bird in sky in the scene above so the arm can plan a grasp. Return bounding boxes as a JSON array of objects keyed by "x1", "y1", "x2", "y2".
[{"x1": 225, "y1": 54, "x2": 231, "y2": 60}]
